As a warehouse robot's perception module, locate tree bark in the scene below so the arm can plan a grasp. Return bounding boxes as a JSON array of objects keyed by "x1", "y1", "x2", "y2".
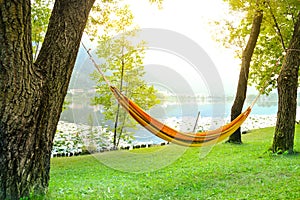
[
  {"x1": 0, "y1": 0, "x2": 95, "y2": 199},
  {"x1": 227, "y1": 9, "x2": 263, "y2": 144},
  {"x1": 272, "y1": 12, "x2": 300, "y2": 154}
]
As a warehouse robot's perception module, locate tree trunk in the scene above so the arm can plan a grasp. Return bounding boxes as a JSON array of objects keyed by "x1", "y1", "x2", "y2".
[
  {"x1": 227, "y1": 9, "x2": 263, "y2": 144},
  {"x1": 113, "y1": 56, "x2": 125, "y2": 148},
  {"x1": 272, "y1": 12, "x2": 300, "y2": 154},
  {"x1": 0, "y1": 0, "x2": 95, "y2": 199}
]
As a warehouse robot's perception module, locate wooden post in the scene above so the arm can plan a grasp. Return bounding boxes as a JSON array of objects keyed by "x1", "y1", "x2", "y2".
[{"x1": 193, "y1": 111, "x2": 201, "y2": 132}]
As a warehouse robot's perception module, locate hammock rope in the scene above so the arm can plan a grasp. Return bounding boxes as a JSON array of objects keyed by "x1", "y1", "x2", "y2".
[
  {"x1": 81, "y1": 42, "x2": 112, "y2": 87},
  {"x1": 82, "y1": 43, "x2": 261, "y2": 147}
]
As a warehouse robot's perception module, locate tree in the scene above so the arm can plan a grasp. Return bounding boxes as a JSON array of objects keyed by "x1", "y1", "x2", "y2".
[
  {"x1": 91, "y1": 5, "x2": 160, "y2": 148},
  {"x1": 219, "y1": 1, "x2": 264, "y2": 143},
  {"x1": 216, "y1": 0, "x2": 299, "y2": 143},
  {"x1": 0, "y1": 1, "x2": 95, "y2": 199},
  {"x1": 228, "y1": 7, "x2": 263, "y2": 143},
  {"x1": 0, "y1": 0, "x2": 162, "y2": 198},
  {"x1": 273, "y1": 12, "x2": 300, "y2": 154}
]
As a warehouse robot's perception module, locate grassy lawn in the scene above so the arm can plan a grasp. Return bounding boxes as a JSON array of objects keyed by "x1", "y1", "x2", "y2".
[{"x1": 45, "y1": 126, "x2": 300, "y2": 199}]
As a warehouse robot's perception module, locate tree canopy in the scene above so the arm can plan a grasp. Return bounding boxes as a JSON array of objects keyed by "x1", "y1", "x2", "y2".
[{"x1": 216, "y1": 0, "x2": 299, "y2": 94}]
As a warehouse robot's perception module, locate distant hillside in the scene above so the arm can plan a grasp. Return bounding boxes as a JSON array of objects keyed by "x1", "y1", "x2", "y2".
[
  {"x1": 69, "y1": 47, "x2": 98, "y2": 90},
  {"x1": 69, "y1": 49, "x2": 201, "y2": 96}
]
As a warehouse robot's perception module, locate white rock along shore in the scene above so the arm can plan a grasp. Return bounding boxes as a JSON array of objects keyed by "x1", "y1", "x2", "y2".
[{"x1": 52, "y1": 114, "x2": 280, "y2": 156}]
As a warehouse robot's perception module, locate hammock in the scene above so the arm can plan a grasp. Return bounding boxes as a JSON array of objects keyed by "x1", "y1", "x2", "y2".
[
  {"x1": 110, "y1": 86, "x2": 253, "y2": 147},
  {"x1": 82, "y1": 43, "x2": 259, "y2": 147}
]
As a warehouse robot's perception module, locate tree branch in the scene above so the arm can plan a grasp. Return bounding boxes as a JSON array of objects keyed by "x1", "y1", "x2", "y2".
[{"x1": 267, "y1": 1, "x2": 286, "y2": 51}]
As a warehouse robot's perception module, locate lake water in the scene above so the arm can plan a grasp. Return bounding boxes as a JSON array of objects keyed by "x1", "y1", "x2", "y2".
[{"x1": 60, "y1": 99, "x2": 284, "y2": 144}]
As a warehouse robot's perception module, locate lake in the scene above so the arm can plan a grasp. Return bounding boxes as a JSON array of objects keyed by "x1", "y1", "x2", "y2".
[{"x1": 60, "y1": 99, "x2": 283, "y2": 144}]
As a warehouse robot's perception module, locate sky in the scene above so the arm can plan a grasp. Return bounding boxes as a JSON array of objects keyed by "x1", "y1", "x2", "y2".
[{"x1": 124, "y1": 0, "x2": 253, "y2": 96}]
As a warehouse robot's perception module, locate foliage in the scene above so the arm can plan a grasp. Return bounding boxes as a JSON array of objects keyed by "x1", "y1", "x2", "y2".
[
  {"x1": 250, "y1": 0, "x2": 299, "y2": 94},
  {"x1": 214, "y1": 0, "x2": 299, "y2": 94},
  {"x1": 46, "y1": 126, "x2": 300, "y2": 199},
  {"x1": 84, "y1": 0, "x2": 116, "y2": 41},
  {"x1": 85, "y1": 0, "x2": 164, "y2": 41},
  {"x1": 31, "y1": 0, "x2": 53, "y2": 60},
  {"x1": 90, "y1": 4, "x2": 160, "y2": 146},
  {"x1": 61, "y1": 100, "x2": 70, "y2": 112},
  {"x1": 148, "y1": 0, "x2": 164, "y2": 9}
]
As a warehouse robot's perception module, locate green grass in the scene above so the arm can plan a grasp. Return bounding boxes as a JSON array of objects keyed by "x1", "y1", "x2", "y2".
[{"x1": 45, "y1": 126, "x2": 300, "y2": 200}]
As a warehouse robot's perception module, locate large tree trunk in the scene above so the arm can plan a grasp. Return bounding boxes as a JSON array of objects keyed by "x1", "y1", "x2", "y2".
[
  {"x1": 0, "y1": 0, "x2": 95, "y2": 199},
  {"x1": 227, "y1": 9, "x2": 263, "y2": 144},
  {"x1": 272, "y1": 12, "x2": 300, "y2": 154}
]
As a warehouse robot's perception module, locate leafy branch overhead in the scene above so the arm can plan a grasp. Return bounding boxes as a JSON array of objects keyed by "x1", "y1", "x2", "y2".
[
  {"x1": 214, "y1": 0, "x2": 299, "y2": 94},
  {"x1": 85, "y1": 0, "x2": 163, "y2": 41}
]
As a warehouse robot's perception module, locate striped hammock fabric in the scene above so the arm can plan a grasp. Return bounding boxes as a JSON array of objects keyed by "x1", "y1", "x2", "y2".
[{"x1": 110, "y1": 86, "x2": 252, "y2": 147}]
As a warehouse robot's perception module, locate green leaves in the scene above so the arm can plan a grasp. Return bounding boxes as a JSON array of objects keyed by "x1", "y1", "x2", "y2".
[
  {"x1": 90, "y1": 2, "x2": 160, "y2": 145},
  {"x1": 215, "y1": 0, "x2": 299, "y2": 94},
  {"x1": 31, "y1": 0, "x2": 53, "y2": 60},
  {"x1": 249, "y1": 1, "x2": 298, "y2": 94}
]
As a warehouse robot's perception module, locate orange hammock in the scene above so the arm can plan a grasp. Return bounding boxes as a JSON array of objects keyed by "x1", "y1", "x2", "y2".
[
  {"x1": 82, "y1": 43, "x2": 258, "y2": 147},
  {"x1": 110, "y1": 86, "x2": 253, "y2": 147}
]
